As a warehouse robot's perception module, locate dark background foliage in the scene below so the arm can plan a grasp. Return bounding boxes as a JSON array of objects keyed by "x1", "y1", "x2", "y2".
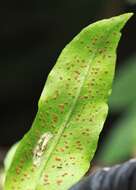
[{"x1": 0, "y1": 0, "x2": 136, "y2": 162}]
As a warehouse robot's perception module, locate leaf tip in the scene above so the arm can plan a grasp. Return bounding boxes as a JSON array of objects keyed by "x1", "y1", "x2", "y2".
[
  {"x1": 121, "y1": 12, "x2": 134, "y2": 21},
  {"x1": 108, "y1": 12, "x2": 134, "y2": 32},
  {"x1": 117, "y1": 12, "x2": 134, "y2": 27}
]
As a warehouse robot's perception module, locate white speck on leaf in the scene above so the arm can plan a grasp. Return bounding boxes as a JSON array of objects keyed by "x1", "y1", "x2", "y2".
[{"x1": 33, "y1": 132, "x2": 53, "y2": 166}]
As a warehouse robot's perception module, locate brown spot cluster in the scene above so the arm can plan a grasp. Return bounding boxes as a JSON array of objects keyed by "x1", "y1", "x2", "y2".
[{"x1": 52, "y1": 114, "x2": 58, "y2": 123}]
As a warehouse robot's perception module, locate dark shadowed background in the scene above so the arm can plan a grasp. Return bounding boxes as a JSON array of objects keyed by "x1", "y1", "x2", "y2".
[{"x1": 0, "y1": 0, "x2": 136, "y2": 165}]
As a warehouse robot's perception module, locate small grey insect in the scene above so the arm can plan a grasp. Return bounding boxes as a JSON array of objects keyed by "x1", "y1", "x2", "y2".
[{"x1": 33, "y1": 132, "x2": 53, "y2": 166}]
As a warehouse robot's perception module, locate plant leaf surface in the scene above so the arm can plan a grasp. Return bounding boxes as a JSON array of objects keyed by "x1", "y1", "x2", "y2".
[{"x1": 4, "y1": 13, "x2": 133, "y2": 190}]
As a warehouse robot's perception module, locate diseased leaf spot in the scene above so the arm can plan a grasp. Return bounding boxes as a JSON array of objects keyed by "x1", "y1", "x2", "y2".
[
  {"x1": 52, "y1": 114, "x2": 58, "y2": 123},
  {"x1": 33, "y1": 132, "x2": 53, "y2": 166},
  {"x1": 55, "y1": 157, "x2": 61, "y2": 161},
  {"x1": 56, "y1": 179, "x2": 63, "y2": 185},
  {"x1": 62, "y1": 173, "x2": 68, "y2": 177},
  {"x1": 58, "y1": 104, "x2": 65, "y2": 112},
  {"x1": 59, "y1": 76, "x2": 63, "y2": 80}
]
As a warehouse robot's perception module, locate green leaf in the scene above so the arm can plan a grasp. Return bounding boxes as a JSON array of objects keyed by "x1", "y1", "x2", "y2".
[
  {"x1": 4, "y1": 143, "x2": 19, "y2": 173},
  {"x1": 0, "y1": 169, "x2": 4, "y2": 190},
  {"x1": 4, "y1": 13, "x2": 133, "y2": 190},
  {"x1": 98, "y1": 103, "x2": 136, "y2": 165},
  {"x1": 110, "y1": 54, "x2": 136, "y2": 111}
]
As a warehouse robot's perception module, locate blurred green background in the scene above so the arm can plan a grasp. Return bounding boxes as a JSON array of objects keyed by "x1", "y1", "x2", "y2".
[{"x1": 0, "y1": 1, "x2": 136, "y2": 187}]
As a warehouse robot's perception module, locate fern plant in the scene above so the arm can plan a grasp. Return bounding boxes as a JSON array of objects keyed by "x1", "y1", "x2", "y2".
[{"x1": 4, "y1": 13, "x2": 133, "y2": 190}]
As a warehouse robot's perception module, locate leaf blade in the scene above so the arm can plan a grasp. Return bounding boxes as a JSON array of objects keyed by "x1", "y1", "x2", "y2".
[{"x1": 5, "y1": 13, "x2": 133, "y2": 190}]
